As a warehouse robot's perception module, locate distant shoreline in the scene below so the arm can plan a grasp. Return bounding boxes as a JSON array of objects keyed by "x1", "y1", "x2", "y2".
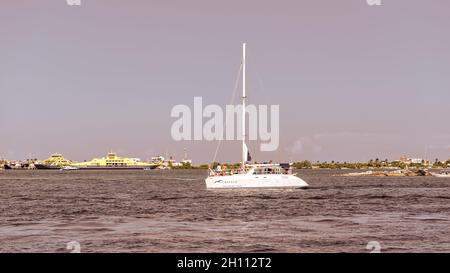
[{"x1": 2, "y1": 158, "x2": 450, "y2": 171}]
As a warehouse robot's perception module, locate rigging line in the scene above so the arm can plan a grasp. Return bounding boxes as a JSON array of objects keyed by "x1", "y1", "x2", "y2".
[
  {"x1": 244, "y1": 69, "x2": 258, "y2": 163},
  {"x1": 211, "y1": 62, "x2": 243, "y2": 166}
]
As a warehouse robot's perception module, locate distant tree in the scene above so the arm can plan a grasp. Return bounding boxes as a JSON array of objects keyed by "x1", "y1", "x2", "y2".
[
  {"x1": 292, "y1": 161, "x2": 312, "y2": 169},
  {"x1": 182, "y1": 162, "x2": 192, "y2": 168}
]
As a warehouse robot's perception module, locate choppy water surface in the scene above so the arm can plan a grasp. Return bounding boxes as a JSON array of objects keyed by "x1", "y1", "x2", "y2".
[{"x1": 0, "y1": 169, "x2": 449, "y2": 252}]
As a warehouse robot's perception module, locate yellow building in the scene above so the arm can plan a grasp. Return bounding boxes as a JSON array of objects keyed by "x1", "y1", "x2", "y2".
[
  {"x1": 34, "y1": 154, "x2": 72, "y2": 169},
  {"x1": 71, "y1": 152, "x2": 161, "y2": 170}
]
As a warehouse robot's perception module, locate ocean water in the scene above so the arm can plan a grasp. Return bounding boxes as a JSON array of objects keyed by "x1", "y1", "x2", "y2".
[{"x1": 0, "y1": 169, "x2": 449, "y2": 253}]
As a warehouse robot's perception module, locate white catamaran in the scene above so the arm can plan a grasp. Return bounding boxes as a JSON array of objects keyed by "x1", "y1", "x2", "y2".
[{"x1": 205, "y1": 43, "x2": 309, "y2": 189}]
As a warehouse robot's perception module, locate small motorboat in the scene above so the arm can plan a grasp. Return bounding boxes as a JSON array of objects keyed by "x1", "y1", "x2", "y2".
[
  {"x1": 431, "y1": 172, "x2": 450, "y2": 178},
  {"x1": 60, "y1": 166, "x2": 79, "y2": 171}
]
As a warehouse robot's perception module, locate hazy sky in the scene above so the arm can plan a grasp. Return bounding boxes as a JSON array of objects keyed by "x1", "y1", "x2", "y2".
[{"x1": 1, "y1": 0, "x2": 450, "y2": 164}]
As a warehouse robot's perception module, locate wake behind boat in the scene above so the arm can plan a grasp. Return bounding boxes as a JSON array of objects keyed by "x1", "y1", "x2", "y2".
[{"x1": 205, "y1": 43, "x2": 308, "y2": 189}]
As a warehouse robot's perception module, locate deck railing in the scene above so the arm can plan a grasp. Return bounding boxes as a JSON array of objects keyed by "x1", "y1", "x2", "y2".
[{"x1": 208, "y1": 167, "x2": 292, "y2": 176}]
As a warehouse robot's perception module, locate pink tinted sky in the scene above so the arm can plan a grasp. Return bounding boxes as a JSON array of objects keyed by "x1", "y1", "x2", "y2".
[{"x1": 1, "y1": 0, "x2": 450, "y2": 164}]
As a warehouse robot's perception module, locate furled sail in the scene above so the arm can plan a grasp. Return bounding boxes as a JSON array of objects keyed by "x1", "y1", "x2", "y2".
[{"x1": 244, "y1": 143, "x2": 252, "y2": 162}]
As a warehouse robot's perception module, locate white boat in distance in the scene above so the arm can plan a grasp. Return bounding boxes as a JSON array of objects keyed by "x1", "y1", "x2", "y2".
[
  {"x1": 431, "y1": 172, "x2": 450, "y2": 178},
  {"x1": 60, "y1": 166, "x2": 79, "y2": 171},
  {"x1": 205, "y1": 43, "x2": 308, "y2": 189}
]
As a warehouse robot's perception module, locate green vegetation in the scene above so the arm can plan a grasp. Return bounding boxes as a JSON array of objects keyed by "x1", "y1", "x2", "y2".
[
  {"x1": 2, "y1": 157, "x2": 448, "y2": 171},
  {"x1": 291, "y1": 158, "x2": 449, "y2": 170},
  {"x1": 292, "y1": 161, "x2": 312, "y2": 169},
  {"x1": 171, "y1": 162, "x2": 209, "y2": 170},
  {"x1": 432, "y1": 158, "x2": 450, "y2": 168}
]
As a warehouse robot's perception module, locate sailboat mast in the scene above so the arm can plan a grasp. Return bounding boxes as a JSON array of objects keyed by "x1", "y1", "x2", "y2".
[{"x1": 242, "y1": 43, "x2": 246, "y2": 169}]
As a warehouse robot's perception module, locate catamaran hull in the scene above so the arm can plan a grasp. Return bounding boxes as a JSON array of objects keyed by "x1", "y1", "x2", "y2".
[{"x1": 205, "y1": 175, "x2": 308, "y2": 189}]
